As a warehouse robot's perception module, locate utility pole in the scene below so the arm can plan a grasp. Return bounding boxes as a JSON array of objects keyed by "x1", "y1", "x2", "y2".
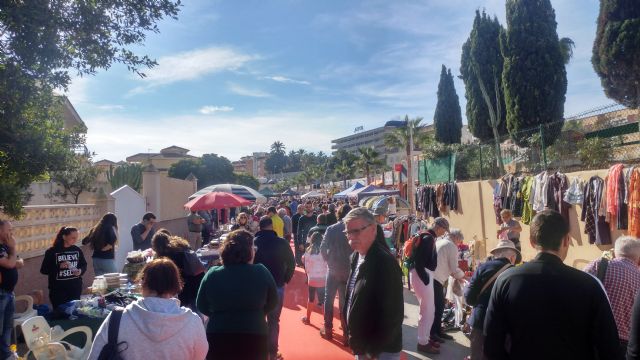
[{"x1": 408, "y1": 121, "x2": 415, "y2": 216}]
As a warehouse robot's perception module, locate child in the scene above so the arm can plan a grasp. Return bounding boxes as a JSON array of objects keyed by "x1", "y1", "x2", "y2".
[
  {"x1": 301, "y1": 227, "x2": 328, "y2": 325},
  {"x1": 498, "y1": 209, "x2": 523, "y2": 263}
]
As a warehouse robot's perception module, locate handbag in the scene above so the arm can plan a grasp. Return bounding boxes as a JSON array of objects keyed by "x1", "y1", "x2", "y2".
[
  {"x1": 182, "y1": 250, "x2": 206, "y2": 276},
  {"x1": 97, "y1": 308, "x2": 127, "y2": 360}
]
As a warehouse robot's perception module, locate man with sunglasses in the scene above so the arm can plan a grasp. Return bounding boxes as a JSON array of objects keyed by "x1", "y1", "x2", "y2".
[{"x1": 342, "y1": 208, "x2": 403, "y2": 360}]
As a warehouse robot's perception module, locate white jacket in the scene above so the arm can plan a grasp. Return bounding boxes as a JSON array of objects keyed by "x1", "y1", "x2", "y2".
[
  {"x1": 88, "y1": 297, "x2": 208, "y2": 360},
  {"x1": 303, "y1": 252, "x2": 328, "y2": 287}
]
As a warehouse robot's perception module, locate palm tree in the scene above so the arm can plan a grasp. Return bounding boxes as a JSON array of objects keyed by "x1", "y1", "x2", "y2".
[
  {"x1": 334, "y1": 160, "x2": 353, "y2": 189},
  {"x1": 356, "y1": 147, "x2": 385, "y2": 185},
  {"x1": 383, "y1": 115, "x2": 427, "y2": 213},
  {"x1": 270, "y1": 141, "x2": 286, "y2": 155}
]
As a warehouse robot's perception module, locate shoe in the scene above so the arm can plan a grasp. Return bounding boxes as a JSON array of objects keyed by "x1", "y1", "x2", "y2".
[
  {"x1": 320, "y1": 328, "x2": 333, "y2": 340},
  {"x1": 428, "y1": 340, "x2": 441, "y2": 348},
  {"x1": 301, "y1": 316, "x2": 310, "y2": 325},
  {"x1": 431, "y1": 334, "x2": 445, "y2": 343},
  {"x1": 438, "y1": 332, "x2": 454, "y2": 340},
  {"x1": 417, "y1": 343, "x2": 440, "y2": 354}
]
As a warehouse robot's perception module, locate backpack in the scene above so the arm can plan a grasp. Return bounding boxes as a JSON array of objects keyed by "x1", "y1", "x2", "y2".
[
  {"x1": 97, "y1": 308, "x2": 127, "y2": 360},
  {"x1": 402, "y1": 234, "x2": 422, "y2": 269}
]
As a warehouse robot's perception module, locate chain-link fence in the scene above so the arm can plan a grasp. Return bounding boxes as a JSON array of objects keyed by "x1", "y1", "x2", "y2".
[{"x1": 421, "y1": 108, "x2": 640, "y2": 183}]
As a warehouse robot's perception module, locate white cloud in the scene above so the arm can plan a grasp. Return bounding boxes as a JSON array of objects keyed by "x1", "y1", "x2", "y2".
[
  {"x1": 228, "y1": 83, "x2": 273, "y2": 98},
  {"x1": 83, "y1": 112, "x2": 370, "y2": 162},
  {"x1": 61, "y1": 76, "x2": 91, "y2": 104},
  {"x1": 264, "y1": 76, "x2": 310, "y2": 85},
  {"x1": 96, "y1": 104, "x2": 125, "y2": 111},
  {"x1": 128, "y1": 46, "x2": 256, "y2": 95},
  {"x1": 199, "y1": 105, "x2": 234, "y2": 114}
]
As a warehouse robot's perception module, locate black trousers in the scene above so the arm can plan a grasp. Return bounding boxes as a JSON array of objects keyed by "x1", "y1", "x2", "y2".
[
  {"x1": 206, "y1": 332, "x2": 268, "y2": 360},
  {"x1": 430, "y1": 280, "x2": 445, "y2": 336}
]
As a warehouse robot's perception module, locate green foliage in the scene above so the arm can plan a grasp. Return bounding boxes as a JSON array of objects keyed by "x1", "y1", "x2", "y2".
[
  {"x1": 356, "y1": 147, "x2": 385, "y2": 183},
  {"x1": 265, "y1": 152, "x2": 287, "y2": 174},
  {"x1": 434, "y1": 65, "x2": 463, "y2": 144},
  {"x1": 420, "y1": 135, "x2": 454, "y2": 160},
  {"x1": 107, "y1": 163, "x2": 142, "y2": 192},
  {"x1": 235, "y1": 173, "x2": 260, "y2": 190},
  {"x1": 460, "y1": 10, "x2": 508, "y2": 142},
  {"x1": 592, "y1": 0, "x2": 640, "y2": 108},
  {"x1": 49, "y1": 155, "x2": 100, "y2": 203},
  {"x1": 168, "y1": 154, "x2": 235, "y2": 189},
  {"x1": 0, "y1": 0, "x2": 179, "y2": 216},
  {"x1": 0, "y1": 84, "x2": 79, "y2": 217},
  {"x1": 502, "y1": 0, "x2": 567, "y2": 146},
  {"x1": 577, "y1": 138, "x2": 613, "y2": 170},
  {"x1": 0, "y1": 0, "x2": 181, "y2": 90}
]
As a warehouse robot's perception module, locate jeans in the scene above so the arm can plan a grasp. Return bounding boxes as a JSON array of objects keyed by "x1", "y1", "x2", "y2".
[
  {"x1": 324, "y1": 273, "x2": 346, "y2": 331},
  {"x1": 431, "y1": 280, "x2": 445, "y2": 336},
  {"x1": 355, "y1": 352, "x2": 400, "y2": 360},
  {"x1": 92, "y1": 257, "x2": 117, "y2": 276},
  {"x1": 0, "y1": 290, "x2": 14, "y2": 359},
  {"x1": 294, "y1": 244, "x2": 304, "y2": 266},
  {"x1": 410, "y1": 269, "x2": 434, "y2": 345},
  {"x1": 267, "y1": 286, "x2": 285, "y2": 357}
]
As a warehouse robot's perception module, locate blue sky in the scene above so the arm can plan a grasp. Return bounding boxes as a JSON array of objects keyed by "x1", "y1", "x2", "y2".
[{"x1": 66, "y1": 0, "x2": 609, "y2": 162}]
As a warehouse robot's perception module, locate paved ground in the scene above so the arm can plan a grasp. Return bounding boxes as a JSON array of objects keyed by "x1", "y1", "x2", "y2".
[{"x1": 402, "y1": 287, "x2": 470, "y2": 360}]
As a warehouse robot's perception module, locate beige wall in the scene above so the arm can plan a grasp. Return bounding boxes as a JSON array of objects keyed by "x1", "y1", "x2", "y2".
[
  {"x1": 142, "y1": 169, "x2": 197, "y2": 222},
  {"x1": 439, "y1": 168, "x2": 619, "y2": 269}
]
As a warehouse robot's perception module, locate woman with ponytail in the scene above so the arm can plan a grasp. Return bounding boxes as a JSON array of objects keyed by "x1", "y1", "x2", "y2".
[{"x1": 40, "y1": 226, "x2": 87, "y2": 312}]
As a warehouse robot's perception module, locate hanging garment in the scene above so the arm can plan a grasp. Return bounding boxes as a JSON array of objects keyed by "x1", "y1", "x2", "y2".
[
  {"x1": 606, "y1": 164, "x2": 624, "y2": 228},
  {"x1": 449, "y1": 182, "x2": 459, "y2": 211},
  {"x1": 628, "y1": 169, "x2": 640, "y2": 237},
  {"x1": 520, "y1": 176, "x2": 535, "y2": 225},
  {"x1": 532, "y1": 171, "x2": 550, "y2": 212},
  {"x1": 581, "y1": 176, "x2": 612, "y2": 245},
  {"x1": 618, "y1": 170, "x2": 629, "y2": 230},
  {"x1": 510, "y1": 177, "x2": 523, "y2": 217},
  {"x1": 548, "y1": 172, "x2": 570, "y2": 223},
  {"x1": 493, "y1": 183, "x2": 503, "y2": 225},
  {"x1": 563, "y1": 177, "x2": 585, "y2": 205}
]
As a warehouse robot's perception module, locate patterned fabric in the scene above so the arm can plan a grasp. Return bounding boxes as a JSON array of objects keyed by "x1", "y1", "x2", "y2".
[
  {"x1": 346, "y1": 255, "x2": 365, "y2": 320},
  {"x1": 563, "y1": 177, "x2": 584, "y2": 205},
  {"x1": 607, "y1": 164, "x2": 624, "y2": 221},
  {"x1": 581, "y1": 176, "x2": 612, "y2": 245},
  {"x1": 584, "y1": 257, "x2": 640, "y2": 341},
  {"x1": 630, "y1": 169, "x2": 640, "y2": 237}
]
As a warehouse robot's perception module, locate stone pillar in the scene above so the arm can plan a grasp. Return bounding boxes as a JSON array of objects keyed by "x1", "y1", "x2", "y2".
[{"x1": 142, "y1": 164, "x2": 161, "y2": 218}]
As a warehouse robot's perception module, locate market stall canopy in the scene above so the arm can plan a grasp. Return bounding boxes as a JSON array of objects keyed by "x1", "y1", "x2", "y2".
[
  {"x1": 189, "y1": 183, "x2": 267, "y2": 203},
  {"x1": 281, "y1": 188, "x2": 299, "y2": 196},
  {"x1": 259, "y1": 187, "x2": 278, "y2": 197},
  {"x1": 184, "y1": 192, "x2": 252, "y2": 211},
  {"x1": 333, "y1": 182, "x2": 364, "y2": 199},
  {"x1": 348, "y1": 185, "x2": 400, "y2": 200},
  {"x1": 370, "y1": 195, "x2": 410, "y2": 216},
  {"x1": 301, "y1": 190, "x2": 325, "y2": 199}
]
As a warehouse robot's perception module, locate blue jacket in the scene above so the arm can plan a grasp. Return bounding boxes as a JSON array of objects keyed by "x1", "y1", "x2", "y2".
[{"x1": 464, "y1": 257, "x2": 511, "y2": 328}]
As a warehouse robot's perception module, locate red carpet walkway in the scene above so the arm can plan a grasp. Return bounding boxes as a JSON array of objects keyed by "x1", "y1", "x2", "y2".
[{"x1": 278, "y1": 266, "x2": 411, "y2": 360}]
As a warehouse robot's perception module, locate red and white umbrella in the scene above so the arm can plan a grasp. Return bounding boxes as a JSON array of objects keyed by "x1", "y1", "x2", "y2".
[{"x1": 184, "y1": 191, "x2": 252, "y2": 211}]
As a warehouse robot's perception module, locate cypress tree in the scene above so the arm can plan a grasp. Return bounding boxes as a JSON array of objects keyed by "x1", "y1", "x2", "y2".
[
  {"x1": 592, "y1": 0, "x2": 640, "y2": 108},
  {"x1": 502, "y1": 0, "x2": 567, "y2": 146},
  {"x1": 460, "y1": 10, "x2": 508, "y2": 143},
  {"x1": 434, "y1": 65, "x2": 463, "y2": 144}
]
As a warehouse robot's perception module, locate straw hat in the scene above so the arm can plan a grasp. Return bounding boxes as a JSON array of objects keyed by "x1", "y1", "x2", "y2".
[{"x1": 490, "y1": 239, "x2": 521, "y2": 256}]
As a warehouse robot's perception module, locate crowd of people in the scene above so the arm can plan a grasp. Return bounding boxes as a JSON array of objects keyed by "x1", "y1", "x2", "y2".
[{"x1": 1, "y1": 192, "x2": 640, "y2": 359}]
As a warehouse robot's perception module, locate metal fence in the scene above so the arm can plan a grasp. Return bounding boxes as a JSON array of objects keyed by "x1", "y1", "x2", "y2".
[{"x1": 423, "y1": 114, "x2": 640, "y2": 183}]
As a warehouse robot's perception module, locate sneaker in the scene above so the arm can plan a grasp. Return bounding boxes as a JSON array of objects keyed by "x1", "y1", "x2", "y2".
[
  {"x1": 417, "y1": 343, "x2": 440, "y2": 354},
  {"x1": 301, "y1": 316, "x2": 310, "y2": 325},
  {"x1": 320, "y1": 328, "x2": 333, "y2": 340},
  {"x1": 438, "y1": 332, "x2": 454, "y2": 340}
]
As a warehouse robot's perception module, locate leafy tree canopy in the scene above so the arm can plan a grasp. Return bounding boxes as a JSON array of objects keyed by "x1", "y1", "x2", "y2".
[
  {"x1": 168, "y1": 154, "x2": 235, "y2": 189},
  {"x1": 592, "y1": 0, "x2": 640, "y2": 108},
  {"x1": 235, "y1": 173, "x2": 260, "y2": 190},
  {"x1": 49, "y1": 155, "x2": 100, "y2": 204},
  {"x1": 434, "y1": 65, "x2": 463, "y2": 144},
  {"x1": 501, "y1": 0, "x2": 567, "y2": 145}
]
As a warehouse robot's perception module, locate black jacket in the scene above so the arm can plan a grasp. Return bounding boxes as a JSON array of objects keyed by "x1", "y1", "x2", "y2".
[
  {"x1": 628, "y1": 291, "x2": 640, "y2": 359},
  {"x1": 464, "y1": 257, "x2": 511, "y2": 329},
  {"x1": 296, "y1": 214, "x2": 317, "y2": 246},
  {"x1": 343, "y1": 241, "x2": 404, "y2": 356},
  {"x1": 253, "y1": 230, "x2": 295, "y2": 287},
  {"x1": 413, "y1": 229, "x2": 438, "y2": 286},
  {"x1": 484, "y1": 252, "x2": 620, "y2": 360}
]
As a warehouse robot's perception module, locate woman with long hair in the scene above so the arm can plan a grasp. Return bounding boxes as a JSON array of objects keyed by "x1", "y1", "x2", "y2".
[
  {"x1": 231, "y1": 212, "x2": 255, "y2": 234},
  {"x1": 88, "y1": 258, "x2": 208, "y2": 360},
  {"x1": 197, "y1": 230, "x2": 277, "y2": 360},
  {"x1": 40, "y1": 226, "x2": 87, "y2": 313},
  {"x1": 82, "y1": 213, "x2": 118, "y2": 276},
  {"x1": 152, "y1": 232, "x2": 203, "y2": 310}
]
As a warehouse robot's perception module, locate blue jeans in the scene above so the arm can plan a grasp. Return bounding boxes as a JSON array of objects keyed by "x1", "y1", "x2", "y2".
[
  {"x1": 355, "y1": 352, "x2": 400, "y2": 360},
  {"x1": 92, "y1": 257, "x2": 117, "y2": 276},
  {"x1": 324, "y1": 273, "x2": 346, "y2": 331},
  {"x1": 267, "y1": 286, "x2": 285, "y2": 357},
  {"x1": 0, "y1": 290, "x2": 14, "y2": 359}
]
